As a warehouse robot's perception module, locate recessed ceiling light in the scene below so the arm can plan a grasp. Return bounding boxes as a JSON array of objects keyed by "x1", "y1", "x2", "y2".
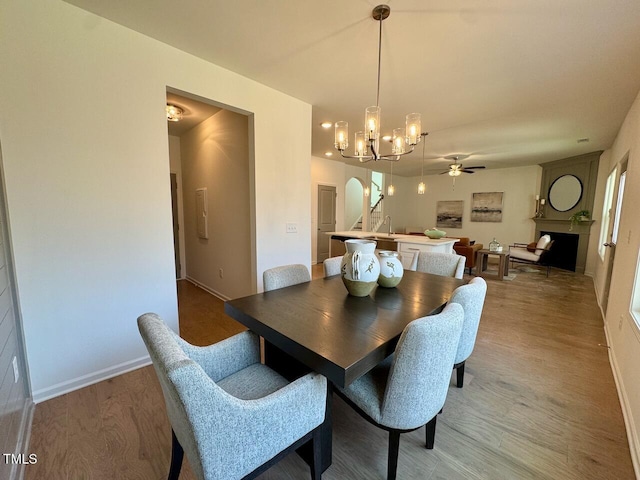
[
  {"x1": 321, "y1": 122, "x2": 333, "y2": 129},
  {"x1": 577, "y1": 138, "x2": 589, "y2": 143},
  {"x1": 325, "y1": 152, "x2": 333, "y2": 156}
]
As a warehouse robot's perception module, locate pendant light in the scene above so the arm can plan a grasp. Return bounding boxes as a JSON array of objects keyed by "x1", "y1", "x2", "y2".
[
  {"x1": 417, "y1": 133, "x2": 427, "y2": 194},
  {"x1": 387, "y1": 162, "x2": 395, "y2": 196}
]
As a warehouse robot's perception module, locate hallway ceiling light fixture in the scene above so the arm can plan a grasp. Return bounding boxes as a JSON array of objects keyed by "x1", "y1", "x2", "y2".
[
  {"x1": 166, "y1": 104, "x2": 183, "y2": 122},
  {"x1": 334, "y1": 4, "x2": 423, "y2": 163}
]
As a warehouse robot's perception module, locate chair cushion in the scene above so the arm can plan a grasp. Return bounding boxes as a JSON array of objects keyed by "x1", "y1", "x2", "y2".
[
  {"x1": 217, "y1": 363, "x2": 289, "y2": 400},
  {"x1": 338, "y1": 355, "x2": 393, "y2": 423},
  {"x1": 535, "y1": 235, "x2": 551, "y2": 254},
  {"x1": 509, "y1": 247, "x2": 541, "y2": 262}
]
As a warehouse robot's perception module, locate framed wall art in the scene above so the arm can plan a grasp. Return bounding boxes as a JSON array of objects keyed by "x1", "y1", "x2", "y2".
[
  {"x1": 436, "y1": 200, "x2": 463, "y2": 229},
  {"x1": 471, "y1": 192, "x2": 503, "y2": 222}
]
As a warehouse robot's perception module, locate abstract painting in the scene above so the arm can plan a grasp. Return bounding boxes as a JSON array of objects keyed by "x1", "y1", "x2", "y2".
[
  {"x1": 471, "y1": 192, "x2": 503, "y2": 222},
  {"x1": 436, "y1": 200, "x2": 463, "y2": 229}
]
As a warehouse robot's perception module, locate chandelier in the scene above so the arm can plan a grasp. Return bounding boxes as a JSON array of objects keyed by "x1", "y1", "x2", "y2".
[{"x1": 334, "y1": 5, "x2": 422, "y2": 162}]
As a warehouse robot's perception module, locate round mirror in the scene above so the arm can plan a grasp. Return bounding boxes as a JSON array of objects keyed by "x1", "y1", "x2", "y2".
[{"x1": 548, "y1": 174, "x2": 583, "y2": 212}]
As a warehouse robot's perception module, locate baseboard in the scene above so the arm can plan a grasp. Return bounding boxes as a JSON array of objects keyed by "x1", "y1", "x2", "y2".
[
  {"x1": 9, "y1": 397, "x2": 34, "y2": 480},
  {"x1": 603, "y1": 322, "x2": 640, "y2": 478},
  {"x1": 185, "y1": 276, "x2": 230, "y2": 301},
  {"x1": 32, "y1": 355, "x2": 151, "y2": 403}
]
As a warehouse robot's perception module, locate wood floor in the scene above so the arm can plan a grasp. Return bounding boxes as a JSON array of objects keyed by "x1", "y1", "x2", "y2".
[{"x1": 26, "y1": 265, "x2": 636, "y2": 479}]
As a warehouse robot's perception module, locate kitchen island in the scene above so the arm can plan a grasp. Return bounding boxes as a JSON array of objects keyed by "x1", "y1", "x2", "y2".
[{"x1": 328, "y1": 231, "x2": 459, "y2": 270}]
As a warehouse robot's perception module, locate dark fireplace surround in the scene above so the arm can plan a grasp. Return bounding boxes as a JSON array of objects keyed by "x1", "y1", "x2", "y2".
[{"x1": 534, "y1": 152, "x2": 600, "y2": 274}]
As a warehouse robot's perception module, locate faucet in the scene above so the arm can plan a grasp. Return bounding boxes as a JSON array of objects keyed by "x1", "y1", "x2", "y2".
[{"x1": 383, "y1": 215, "x2": 392, "y2": 235}]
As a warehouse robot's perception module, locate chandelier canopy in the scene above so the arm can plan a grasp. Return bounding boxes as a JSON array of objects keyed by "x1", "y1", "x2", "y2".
[{"x1": 334, "y1": 5, "x2": 424, "y2": 163}]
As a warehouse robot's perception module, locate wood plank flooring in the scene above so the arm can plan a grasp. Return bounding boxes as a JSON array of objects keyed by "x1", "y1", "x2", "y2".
[{"x1": 25, "y1": 265, "x2": 636, "y2": 479}]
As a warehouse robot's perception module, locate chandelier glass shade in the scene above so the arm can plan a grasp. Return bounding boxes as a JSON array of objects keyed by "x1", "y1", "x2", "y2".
[{"x1": 334, "y1": 5, "x2": 422, "y2": 163}]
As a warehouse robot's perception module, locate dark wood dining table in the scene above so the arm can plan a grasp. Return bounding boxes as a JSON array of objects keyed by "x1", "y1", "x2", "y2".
[{"x1": 224, "y1": 269, "x2": 465, "y2": 472}]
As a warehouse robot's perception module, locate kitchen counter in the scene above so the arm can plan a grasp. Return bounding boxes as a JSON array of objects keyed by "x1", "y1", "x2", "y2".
[{"x1": 328, "y1": 231, "x2": 459, "y2": 266}]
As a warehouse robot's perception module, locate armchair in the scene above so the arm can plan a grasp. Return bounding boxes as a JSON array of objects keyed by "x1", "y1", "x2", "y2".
[
  {"x1": 138, "y1": 313, "x2": 327, "y2": 480},
  {"x1": 509, "y1": 234, "x2": 554, "y2": 276},
  {"x1": 452, "y1": 237, "x2": 484, "y2": 275}
]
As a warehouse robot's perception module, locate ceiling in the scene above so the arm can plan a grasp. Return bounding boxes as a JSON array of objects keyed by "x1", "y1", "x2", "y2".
[
  {"x1": 166, "y1": 92, "x2": 221, "y2": 137},
  {"x1": 66, "y1": 0, "x2": 640, "y2": 176}
]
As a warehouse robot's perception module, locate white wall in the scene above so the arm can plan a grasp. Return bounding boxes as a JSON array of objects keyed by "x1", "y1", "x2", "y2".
[
  {"x1": 181, "y1": 109, "x2": 252, "y2": 300},
  {"x1": 386, "y1": 165, "x2": 542, "y2": 248},
  {"x1": 592, "y1": 90, "x2": 640, "y2": 475},
  {"x1": 0, "y1": 1, "x2": 311, "y2": 400},
  {"x1": 345, "y1": 178, "x2": 364, "y2": 229}
]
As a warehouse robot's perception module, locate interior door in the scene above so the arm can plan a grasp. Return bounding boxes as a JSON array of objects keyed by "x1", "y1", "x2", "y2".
[
  {"x1": 602, "y1": 166, "x2": 627, "y2": 314},
  {"x1": 317, "y1": 185, "x2": 336, "y2": 263}
]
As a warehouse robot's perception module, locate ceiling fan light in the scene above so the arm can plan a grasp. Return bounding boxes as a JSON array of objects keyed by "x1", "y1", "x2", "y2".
[{"x1": 449, "y1": 169, "x2": 462, "y2": 177}]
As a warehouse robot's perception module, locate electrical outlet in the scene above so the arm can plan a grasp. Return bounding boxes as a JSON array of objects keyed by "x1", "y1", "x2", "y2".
[
  {"x1": 286, "y1": 222, "x2": 298, "y2": 233},
  {"x1": 219, "y1": 268, "x2": 224, "y2": 278},
  {"x1": 12, "y1": 357, "x2": 19, "y2": 383}
]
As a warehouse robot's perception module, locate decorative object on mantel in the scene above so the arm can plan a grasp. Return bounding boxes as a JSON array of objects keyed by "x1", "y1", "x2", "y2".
[
  {"x1": 424, "y1": 227, "x2": 447, "y2": 239},
  {"x1": 436, "y1": 201, "x2": 463, "y2": 229},
  {"x1": 341, "y1": 239, "x2": 380, "y2": 297},
  {"x1": 333, "y1": 5, "x2": 423, "y2": 163},
  {"x1": 534, "y1": 195, "x2": 546, "y2": 218},
  {"x1": 377, "y1": 250, "x2": 404, "y2": 288},
  {"x1": 471, "y1": 192, "x2": 503, "y2": 222},
  {"x1": 568, "y1": 210, "x2": 590, "y2": 231},
  {"x1": 489, "y1": 238, "x2": 502, "y2": 252}
]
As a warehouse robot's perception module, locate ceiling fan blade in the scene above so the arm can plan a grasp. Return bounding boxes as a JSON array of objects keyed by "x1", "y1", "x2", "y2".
[
  {"x1": 460, "y1": 170, "x2": 475, "y2": 174},
  {"x1": 464, "y1": 166, "x2": 486, "y2": 170}
]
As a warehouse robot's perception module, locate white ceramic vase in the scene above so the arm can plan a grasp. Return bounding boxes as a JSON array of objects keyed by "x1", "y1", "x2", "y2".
[
  {"x1": 341, "y1": 239, "x2": 380, "y2": 297},
  {"x1": 377, "y1": 250, "x2": 404, "y2": 288}
]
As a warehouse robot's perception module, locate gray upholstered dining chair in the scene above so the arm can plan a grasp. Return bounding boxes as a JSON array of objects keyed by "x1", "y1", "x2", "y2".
[
  {"x1": 416, "y1": 251, "x2": 466, "y2": 279},
  {"x1": 335, "y1": 303, "x2": 464, "y2": 480},
  {"x1": 138, "y1": 313, "x2": 327, "y2": 480},
  {"x1": 322, "y1": 256, "x2": 343, "y2": 277},
  {"x1": 448, "y1": 277, "x2": 487, "y2": 388},
  {"x1": 263, "y1": 264, "x2": 311, "y2": 291}
]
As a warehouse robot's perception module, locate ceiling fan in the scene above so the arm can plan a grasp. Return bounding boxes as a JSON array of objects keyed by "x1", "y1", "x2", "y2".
[{"x1": 440, "y1": 155, "x2": 486, "y2": 176}]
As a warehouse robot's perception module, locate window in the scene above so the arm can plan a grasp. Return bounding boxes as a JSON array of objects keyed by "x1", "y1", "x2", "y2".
[{"x1": 632, "y1": 248, "x2": 640, "y2": 329}]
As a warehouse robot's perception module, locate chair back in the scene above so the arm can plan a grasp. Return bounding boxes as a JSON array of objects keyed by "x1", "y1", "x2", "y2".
[
  {"x1": 263, "y1": 264, "x2": 311, "y2": 291},
  {"x1": 380, "y1": 303, "x2": 464, "y2": 430},
  {"x1": 323, "y1": 256, "x2": 343, "y2": 277},
  {"x1": 138, "y1": 313, "x2": 208, "y2": 479},
  {"x1": 449, "y1": 277, "x2": 487, "y2": 364},
  {"x1": 534, "y1": 234, "x2": 552, "y2": 255},
  {"x1": 416, "y1": 251, "x2": 466, "y2": 279}
]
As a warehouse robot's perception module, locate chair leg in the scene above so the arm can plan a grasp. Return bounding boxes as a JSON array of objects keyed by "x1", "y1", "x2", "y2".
[
  {"x1": 387, "y1": 430, "x2": 401, "y2": 480},
  {"x1": 168, "y1": 429, "x2": 184, "y2": 480},
  {"x1": 456, "y1": 361, "x2": 466, "y2": 388},
  {"x1": 425, "y1": 416, "x2": 437, "y2": 450},
  {"x1": 310, "y1": 427, "x2": 322, "y2": 480}
]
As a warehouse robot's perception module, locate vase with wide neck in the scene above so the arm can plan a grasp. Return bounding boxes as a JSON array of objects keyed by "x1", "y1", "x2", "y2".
[{"x1": 340, "y1": 239, "x2": 380, "y2": 297}]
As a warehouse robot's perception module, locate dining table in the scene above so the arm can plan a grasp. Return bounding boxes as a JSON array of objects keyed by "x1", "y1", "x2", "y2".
[{"x1": 224, "y1": 269, "x2": 465, "y2": 472}]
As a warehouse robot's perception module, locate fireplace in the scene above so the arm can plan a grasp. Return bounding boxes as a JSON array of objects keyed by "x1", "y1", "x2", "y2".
[
  {"x1": 533, "y1": 218, "x2": 592, "y2": 274},
  {"x1": 540, "y1": 231, "x2": 579, "y2": 271}
]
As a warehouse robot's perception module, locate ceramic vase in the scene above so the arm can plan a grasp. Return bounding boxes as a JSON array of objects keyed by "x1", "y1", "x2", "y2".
[
  {"x1": 377, "y1": 250, "x2": 404, "y2": 288},
  {"x1": 341, "y1": 239, "x2": 380, "y2": 297}
]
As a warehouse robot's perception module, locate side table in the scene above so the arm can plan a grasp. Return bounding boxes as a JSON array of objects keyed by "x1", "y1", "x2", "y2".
[{"x1": 476, "y1": 249, "x2": 510, "y2": 280}]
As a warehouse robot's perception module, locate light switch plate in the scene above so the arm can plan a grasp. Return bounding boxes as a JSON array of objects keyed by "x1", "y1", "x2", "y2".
[{"x1": 286, "y1": 222, "x2": 298, "y2": 233}]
